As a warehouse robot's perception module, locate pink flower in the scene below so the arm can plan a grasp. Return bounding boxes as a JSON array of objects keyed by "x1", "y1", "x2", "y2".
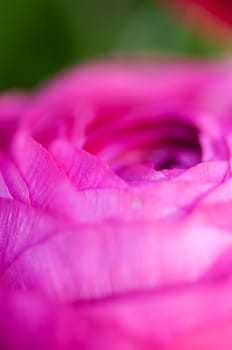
[{"x1": 1, "y1": 60, "x2": 232, "y2": 349}]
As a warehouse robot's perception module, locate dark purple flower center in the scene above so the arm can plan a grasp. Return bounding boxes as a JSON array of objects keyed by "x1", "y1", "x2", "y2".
[{"x1": 84, "y1": 115, "x2": 202, "y2": 172}]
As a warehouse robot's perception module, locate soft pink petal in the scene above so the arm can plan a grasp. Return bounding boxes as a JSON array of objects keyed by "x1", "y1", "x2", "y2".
[
  {"x1": 0, "y1": 151, "x2": 31, "y2": 203},
  {"x1": 0, "y1": 285, "x2": 163, "y2": 350},
  {"x1": 2, "y1": 279, "x2": 232, "y2": 349},
  {"x1": 1, "y1": 203, "x2": 231, "y2": 301},
  {"x1": 50, "y1": 139, "x2": 127, "y2": 190},
  {"x1": 23, "y1": 61, "x2": 230, "y2": 148},
  {"x1": 0, "y1": 198, "x2": 75, "y2": 276},
  {"x1": 0, "y1": 92, "x2": 29, "y2": 149},
  {"x1": 169, "y1": 322, "x2": 232, "y2": 350}
]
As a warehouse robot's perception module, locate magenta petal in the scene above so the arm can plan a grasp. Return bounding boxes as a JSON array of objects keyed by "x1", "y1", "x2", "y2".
[
  {"x1": 0, "y1": 171, "x2": 12, "y2": 199},
  {"x1": 0, "y1": 198, "x2": 75, "y2": 277},
  {"x1": 3, "y1": 133, "x2": 174, "y2": 222},
  {"x1": 1, "y1": 60, "x2": 232, "y2": 350},
  {"x1": 1, "y1": 279, "x2": 232, "y2": 349},
  {"x1": 6, "y1": 132, "x2": 88, "y2": 221},
  {"x1": 24, "y1": 61, "x2": 222, "y2": 149},
  {"x1": 0, "y1": 92, "x2": 29, "y2": 150},
  {"x1": 1, "y1": 211, "x2": 232, "y2": 301},
  {"x1": 50, "y1": 139, "x2": 127, "y2": 190},
  {"x1": 0, "y1": 92, "x2": 28, "y2": 118},
  {"x1": 0, "y1": 151, "x2": 31, "y2": 203},
  {"x1": 31, "y1": 61, "x2": 214, "y2": 113},
  {"x1": 0, "y1": 285, "x2": 164, "y2": 350}
]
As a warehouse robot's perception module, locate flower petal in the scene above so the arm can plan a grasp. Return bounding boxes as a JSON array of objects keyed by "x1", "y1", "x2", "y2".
[{"x1": 50, "y1": 139, "x2": 127, "y2": 190}]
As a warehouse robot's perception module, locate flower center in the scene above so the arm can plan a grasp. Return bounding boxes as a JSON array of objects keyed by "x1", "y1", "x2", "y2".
[{"x1": 83, "y1": 114, "x2": 202, "y2": 172}]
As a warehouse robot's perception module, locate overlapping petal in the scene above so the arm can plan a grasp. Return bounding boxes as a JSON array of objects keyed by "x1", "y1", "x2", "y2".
[{"x1": 1, "y1": 60, "x2": 232, "y2": 349}]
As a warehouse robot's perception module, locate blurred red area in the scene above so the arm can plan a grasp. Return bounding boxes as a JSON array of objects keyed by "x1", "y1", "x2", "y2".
[
  {"x1": 174, "y1": 0, "x2": 232, "y2": 25},
  {"x1": 168, "y1": 0, "x2": 232, "y2": 42},
  {"x1": 195, "y1": 0, "x2": 232, "y2": 25}
]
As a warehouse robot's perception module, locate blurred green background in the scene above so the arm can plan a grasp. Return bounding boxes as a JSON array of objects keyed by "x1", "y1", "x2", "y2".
[{"x1": 0, "y1": 0, "x2": 222, "y2": 90}]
